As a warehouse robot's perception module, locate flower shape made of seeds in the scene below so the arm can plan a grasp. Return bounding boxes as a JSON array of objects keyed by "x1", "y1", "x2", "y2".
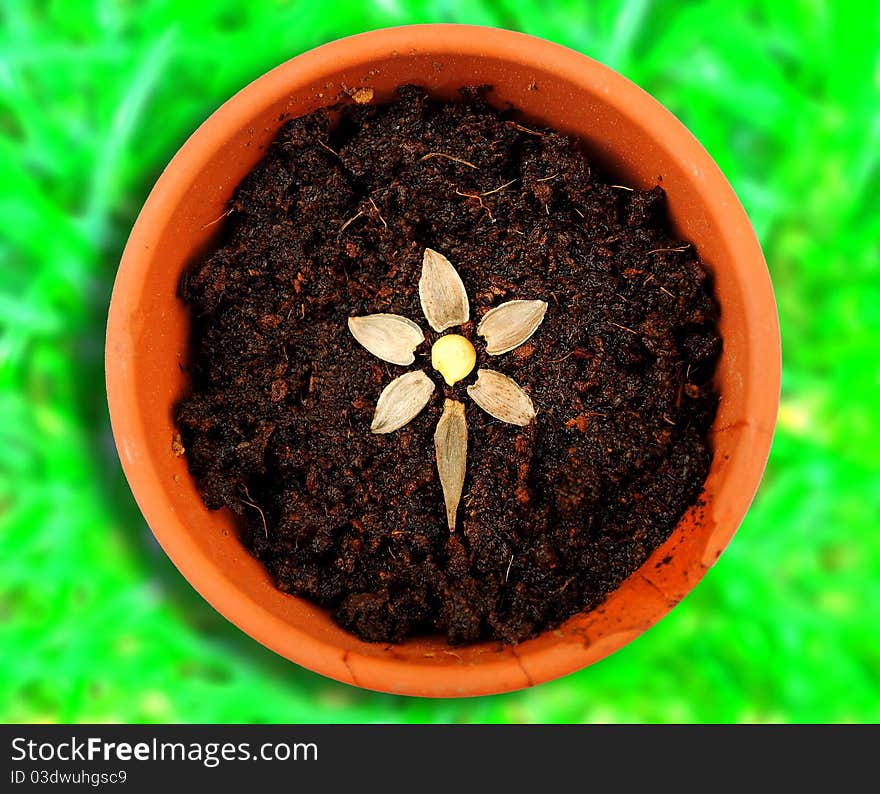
[{"x1": 347, "y1": 248, "x2": 548, "y2": 531}]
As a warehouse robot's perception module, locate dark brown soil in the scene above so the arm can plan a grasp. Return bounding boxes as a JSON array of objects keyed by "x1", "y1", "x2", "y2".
[{"x1": 176, "y1": 85, "x2": 720, "y2": 645}]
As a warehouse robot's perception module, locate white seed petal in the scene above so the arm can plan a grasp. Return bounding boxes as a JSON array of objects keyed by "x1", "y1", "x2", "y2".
[
  {"x1": 434, "y1": 399, "x2": 468, "y2": 531},
  {"x1": 419, "y1": 248, "x2": 470, "y2": 332},
  {"x1": 347, "y1": 313, "x2": 425, "y2": 366},
  {"x1": 477, "y1": 299, "x2": 548, "y2": 355},
  {"x1": 371, "y1": 370, "x2": 435, "y2": 434},
  {"x1": 467, "y1": 369, "x2": 536, "y2": 426}
]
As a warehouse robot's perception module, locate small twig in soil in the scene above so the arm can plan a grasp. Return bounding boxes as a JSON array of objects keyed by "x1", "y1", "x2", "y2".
[
  {"x1": 642, "y1": 274, "x2": 656, "y2": 286},
  {"x1": 609, "y1": 321, "x2": 639, "y2": 336},
  {"x1": 573, "y1": 207, "x2": 585, "y2": 219},
  {"x1": 536, "y1": 173, "x2": 559, "y2": 182},
  {"x1": 610, "y1": 184, "x2": 634, "y2": 191},
  {"x1": 337, "y1": 210, "x2": 364, "y2": 238},
  {"x1": 455, "y1": 189, "x2": 495, "y2": 222},
  {"x1": 239, "y1": 484, "x2": 268, "y2": 539},
  {"x1": 549, "y1": 350, "x2": 574, "y2": 364},
  {"x1": 647, "y1": 245, "x2": 690, "y2": 254},
  {"x1": 659, "y1": 286, "x2": 676, "y2": 298},
  {"x1": 368, "y1": 197, "x2": 388, "y2": 228},
  {"x1": 481, "y1": 178, "x2": 518, "y2": 196},
  {"x1": 200, "y1": 206, "x2": 233, "y2": 229},
  {"x1": 420, "y1": 151, "x2": 478, "y2": 169},
  {"x1": 505, "y1": 555, "x2": 515, "y2": 583},
  {"x1": 507, "y1": 121, "x2": 545, "y2": 136},
  {"x1": 317, "y1": 139, "x2": 341, "y2": 158}
]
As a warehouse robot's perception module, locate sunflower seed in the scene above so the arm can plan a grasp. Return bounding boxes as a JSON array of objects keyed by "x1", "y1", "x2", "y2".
[
  {"x1": 467, "y1": 369, "x2": 536, "y2": 426},
  {"x1": 347, "y1": 313, "x2": 425, "y2": 366},
  {"x1": 434, "y1": 399, "x2": 468, "y2": 531},
  {"x1": 370, "y1": 370, "x2": 435, "y2": 434},
  {"x1": 418, "y1": 248, "x2": 470, "y2": 332},
  {"x1": 477, "y1": 300, "x2": 548, "y2": 355}
]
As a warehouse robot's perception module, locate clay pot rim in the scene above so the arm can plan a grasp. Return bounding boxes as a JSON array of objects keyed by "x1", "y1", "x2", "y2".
[{"x1": 106, "y1": 24, "x2": 780, "y2": 697}]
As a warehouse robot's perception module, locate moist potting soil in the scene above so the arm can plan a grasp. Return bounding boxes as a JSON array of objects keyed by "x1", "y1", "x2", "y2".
[{"x1": 176, "y1": 86, "x2": 721, "y2": 644}]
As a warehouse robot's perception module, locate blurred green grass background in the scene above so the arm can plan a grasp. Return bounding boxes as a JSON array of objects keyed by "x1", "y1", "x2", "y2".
[{"x1": 2, "y1": 0, "x2": 879, "y2": 723}]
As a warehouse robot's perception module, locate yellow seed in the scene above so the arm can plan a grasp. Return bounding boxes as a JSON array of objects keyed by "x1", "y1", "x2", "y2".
[{"x1": 431, "y1": 334, "x2": 476, "y2": 386}]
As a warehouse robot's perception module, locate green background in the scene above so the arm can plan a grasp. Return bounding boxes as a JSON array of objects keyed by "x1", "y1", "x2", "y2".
[{"x1": 2, "y1": 0, "x2": 878, "y2": 723}]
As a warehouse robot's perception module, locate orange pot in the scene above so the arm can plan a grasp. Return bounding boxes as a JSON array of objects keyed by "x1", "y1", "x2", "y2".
[{"x1": 106, "y1": 25, "x2": 780, "y2": 697}]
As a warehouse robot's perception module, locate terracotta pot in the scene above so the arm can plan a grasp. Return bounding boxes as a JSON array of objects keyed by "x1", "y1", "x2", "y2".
[{"x1": 106, "y1": 24, "x2": 780, "y2": 697}]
